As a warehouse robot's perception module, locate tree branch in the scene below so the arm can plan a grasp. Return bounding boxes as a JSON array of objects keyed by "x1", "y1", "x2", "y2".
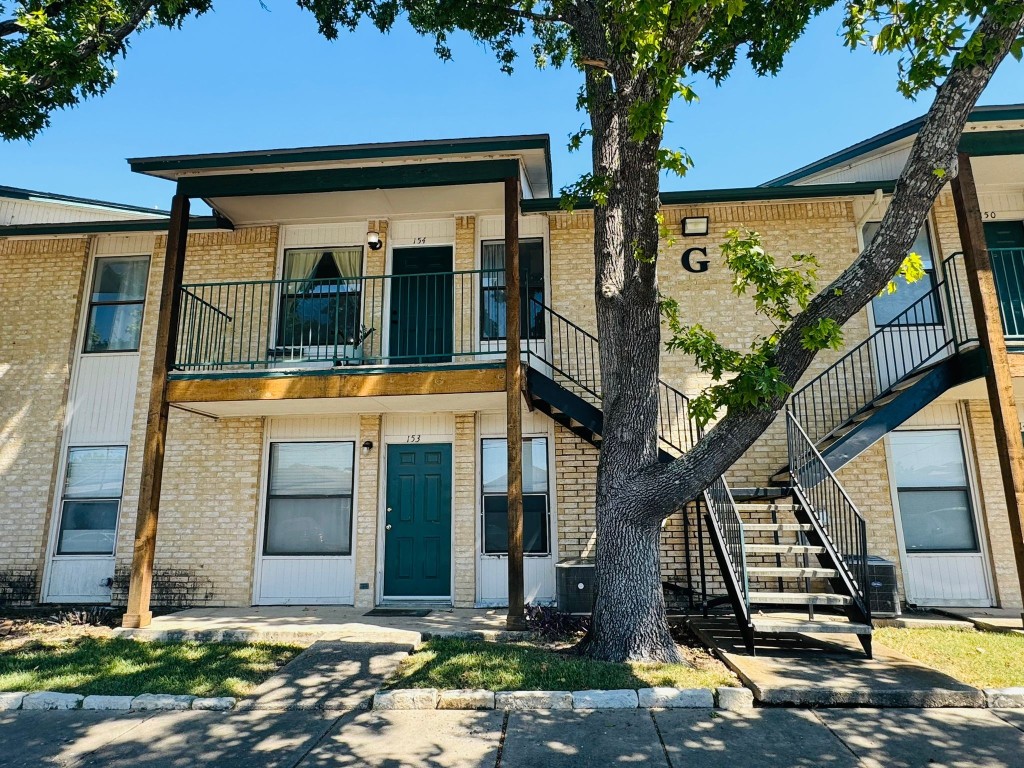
[
  {"x1": 0, "y1": 1, "x2": 66, "y2": 37},
  {"x1": 631, "y1": 6, "x2": 1024, "y2": 522}
]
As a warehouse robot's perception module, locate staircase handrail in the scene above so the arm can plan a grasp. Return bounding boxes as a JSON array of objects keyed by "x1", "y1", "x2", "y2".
[
  {"x1": 702, "y1": 476, "x2": 750, "y2": 617},
  {"x1": 790, "y1": 252, "x2": 973, "y2": 446},
  {"x1": 785, "y1": 410, "x2": 871, "y2": 622}
]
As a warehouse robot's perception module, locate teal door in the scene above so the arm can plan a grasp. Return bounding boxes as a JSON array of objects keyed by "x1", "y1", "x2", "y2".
[
  {"x1": 985, "y1": 221, "x2": 1024, "y2": 339},
  {"x1": 383, "y1": 443, "x2": 453, "y2": 598},
  {"x1": 389, "y1": 247, "x2": 454, "y2": 363}
]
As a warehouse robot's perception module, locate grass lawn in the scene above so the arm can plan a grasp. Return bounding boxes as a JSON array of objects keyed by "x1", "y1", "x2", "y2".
[
  {"x1": 874, "y1": 626, "x2": 1024, "y2": 689},
  {"x1": 0, "y1": 620, "x2": 302, "y2": 697},
  {"x1": 387, "y1": 637, "x2": 736, "y2": 691}
]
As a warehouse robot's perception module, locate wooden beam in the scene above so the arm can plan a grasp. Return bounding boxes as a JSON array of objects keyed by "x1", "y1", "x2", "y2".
[
  {"x1": 505, "y1": 175, "x2": 526, "y2": 631},
  {"x1": 165, "y1": 366, "x2": 505, "y2": 403},
  {"x1": 122, "y1": 194, "x2": 190, "y2": 629},
  {"x1": 952, "y1": 153, "x2": 1024, "y2": 621}
]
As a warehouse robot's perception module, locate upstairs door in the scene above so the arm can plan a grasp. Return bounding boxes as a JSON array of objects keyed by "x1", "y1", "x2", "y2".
[
  {"x1": 389, "y1": 247, "x2": 453, "y2": 364},
  {"x1": 985, "y1": 221, "x2": 1024, "y2": 342},
  {"x1": 383, "y1": 444, "x2": 452, "y2": 600}
]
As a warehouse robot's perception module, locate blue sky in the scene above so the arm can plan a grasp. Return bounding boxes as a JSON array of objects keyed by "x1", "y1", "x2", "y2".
[{"x1": 1, "y1": 3, "x2": 1021, "y2": 211}]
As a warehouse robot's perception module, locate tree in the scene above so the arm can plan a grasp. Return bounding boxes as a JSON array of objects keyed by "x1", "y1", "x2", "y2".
[
  {"x1": 0, "y1": 1, "x2": 211, "y2": 140},
  {"x1": 296, "y1": 0, "x2": 1024, "y2": 662}
]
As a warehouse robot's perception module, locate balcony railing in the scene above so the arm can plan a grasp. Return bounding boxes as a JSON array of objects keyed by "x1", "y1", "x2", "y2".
[
  {"x1": 991, "y1": 247, "x2": 1024, "y2": 342},
  {"x1": 174, "y1": 269, "x2": 509, "y2": 371}
]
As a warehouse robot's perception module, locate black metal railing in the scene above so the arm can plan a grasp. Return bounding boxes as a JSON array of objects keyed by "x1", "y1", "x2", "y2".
[
  {"x1": 525, "y1": 299, "x2": 700, "y2": 456},
  {"x1": 790, "y1": 252, "x2": 974, "y2": 445},
  {"x1": 991, "y1": 247, "x2": 1024, "y2": 341},
  {"x1": 703, "y1": 475, "x2": 749, "y2": 617},
  {"x1": 786, "y1": 411, "x2": 870, "y2": 621},
  {"x1": 174, "y1": 269, "x2": 503, "y2": 370}
]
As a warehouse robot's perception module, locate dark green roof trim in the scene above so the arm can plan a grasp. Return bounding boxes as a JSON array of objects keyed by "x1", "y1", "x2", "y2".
[
  {"x1": 0, "y1": 216, "x2": 226, "y2": 237},
  {"x1": 176, "y1": 159, "x2": 521, "y2": 199},
  {"x1": 0, "y1": 183, "x2": 170, "y2": 217},
  {"x1": 520, "y1": 180, "x2": 897, "y2": 213},
  {"x1": 763, "y1": 104, "x2": 1024, "y2": 187},
  {"x1": 167, "y1": 360, "x2": 504, "y2": 381},
  {"x1": 958, "y1": 130, "x2": 1024, "y2": 157},
  {"x1": 131, "y1": 135, "x2": 552, "y2": 192}
]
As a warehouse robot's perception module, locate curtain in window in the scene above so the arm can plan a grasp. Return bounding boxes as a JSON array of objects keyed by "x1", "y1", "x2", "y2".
[
  {"x1": 282, "y1": 250, "x2": 321, "y2": 284},
  {"x1": 331, "y1": 247, "x2": 363, "y2": 278}
]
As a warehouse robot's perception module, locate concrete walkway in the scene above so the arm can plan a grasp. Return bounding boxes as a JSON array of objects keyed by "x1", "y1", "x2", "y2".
[
  {"x1": 116, "y1": 606, "x2": 513, "y2": 643},
  {"x1": 936, "y1": 607, "x2": 1024, "y2": 635},
  {"x1": 689, "y1": 618, "x2": 985, "y2": 707},
  {"x1": 1, "y1": 706, "x2": 1022, "y2": 767}
]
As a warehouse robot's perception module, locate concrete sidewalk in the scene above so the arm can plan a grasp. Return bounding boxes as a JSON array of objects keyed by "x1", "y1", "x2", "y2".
[{"x1": 1, "y1": 706, "x2": 1022, "y2": 767}]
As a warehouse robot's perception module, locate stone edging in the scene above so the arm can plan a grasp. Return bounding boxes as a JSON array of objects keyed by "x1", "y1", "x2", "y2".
[
  {"x1": 985, "y1": 688, "x2": 1024, "y2": 708},
  {"x1": 0, "y1": 691, "x2": 236, "y2": 712},
  {"x1": 373, "y1": 686, "x2": 755, "y2": 711}
]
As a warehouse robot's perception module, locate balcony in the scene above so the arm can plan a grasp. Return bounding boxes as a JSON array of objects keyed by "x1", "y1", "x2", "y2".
[{"x1": 992, "y1": 247, "x2": 1024, "y2": 346}]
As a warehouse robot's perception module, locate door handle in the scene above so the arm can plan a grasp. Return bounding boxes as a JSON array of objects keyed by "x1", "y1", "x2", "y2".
[{"x1": 385, "y1": 524, "x2": 392, "y2": 531}]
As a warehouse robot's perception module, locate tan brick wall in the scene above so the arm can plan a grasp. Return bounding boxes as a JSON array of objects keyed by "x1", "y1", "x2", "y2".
[
  {"x1": 354, "y1": 414, "x2": 382, "y2": 608},
  {"x1": 966, "y1": 400, "x2": 1023, "y2": 608},
  {"x1": 453, "y1": 413, "x2": 477, "y2": 607},
  {"x1": 554, "y1": 425, "x2": 598, "y2": 560},
  {"x1": 0, "y1": 237, "x2": 89, "y2": 598},
  {"x1": 117, "y1": 227, "x2": 278, "y2": 606}
]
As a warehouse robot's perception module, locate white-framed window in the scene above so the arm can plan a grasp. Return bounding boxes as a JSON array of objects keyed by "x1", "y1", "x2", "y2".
[
  {"x1": 83, "y1": 256, "x2": 149, "y2": 353},
  {"x1": 481, "y1": 437, "x2": 550, "y2": 555},
  {"x1": 264, "y1": 441, "x2": 355, "y2": 556},
  {"x1": 480, "y1": 238, "x2": 546, "y2": 341},
  {"x1": 56, "y1": 446, "x2": 127, "y2": 555},
  {"x1": 865, "y1": 223, "x2": 941, "y2": 326},
  {"x1": 890, "y1": 430, "x2": 978, "y2": 553},
  {"x1": 277, "y1": 247, "x2": 365, "y2": 350}
]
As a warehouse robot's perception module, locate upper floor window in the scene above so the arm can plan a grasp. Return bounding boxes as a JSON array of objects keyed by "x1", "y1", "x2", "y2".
[
  {"x1": 481, "y1": 239, "x2": 545, "y2": 341},
  {"x1": 865, "y1": 223, "x2": 941, "y2": 327},
  {"x1": 57, "y1": 446, "x2": 127, "y2": 555},
  {"x1": 277, "y1": 248, "x2": 364, "y2": 351},
  {"x1": 84, "y1": 257, "x2": 149, "y2": 353}
]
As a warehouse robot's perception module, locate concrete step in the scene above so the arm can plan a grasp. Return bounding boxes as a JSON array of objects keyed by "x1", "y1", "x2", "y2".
[
  {"x1": 751, "y1": 615, "x2": 872, "y2": 635},
  {"x1": 745, "y1": 543, "x2": 826, "y2": 555},
  {"x1": 734, "y1": 503, "x2": 798, "y2": 513},
  {"x1": 749, "y1": 591, "x2": 852, "y2": 607},
  {"x1": 744, "y1": 523, "x2": 811, "y2": 533},
  {"x1": 748, "y1": 566, "x2": 838, "y2": 579}
]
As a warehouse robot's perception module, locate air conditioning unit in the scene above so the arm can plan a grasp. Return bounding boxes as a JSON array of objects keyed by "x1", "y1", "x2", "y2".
[
  {"x1": 556, "y1": 559, "x2": 595, "y2": 615},
  {"x1": 866, "y1": 556, "x2": 901, "y2": 617}
]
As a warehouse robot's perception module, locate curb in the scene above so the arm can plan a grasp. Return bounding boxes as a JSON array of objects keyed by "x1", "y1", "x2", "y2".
[
  {"x1": 372, "y1": 686, "x2": 753, "y2": 711},
  {"x1": 0, "y1": 692, "x2": 236, "y2": 712}
]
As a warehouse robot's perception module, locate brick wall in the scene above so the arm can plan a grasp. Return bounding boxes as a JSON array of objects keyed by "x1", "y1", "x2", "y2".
[
  {"x1": 354, "y1": 414, "x2": 382, "y2": 608},
  {"x1": 453, "y1": 413, "x2": 477, "y2": 607},
  {"x1": 0, "y1": 237, "x2": 89, "y2": 603}
]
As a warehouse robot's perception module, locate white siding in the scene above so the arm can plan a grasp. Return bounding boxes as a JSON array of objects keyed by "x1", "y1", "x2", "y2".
[
  {"x1": 257, "y1": 557, "x2": 355, "y2": 604},
  {"x1": 389, "y1": 219, "x2": 455, "y2": 246},
  {"x1": 67, "y1": 355, "x2": 140, "y2": 444},
  {"x1": 280, "y1": 223, "x2": 366, "y2": 249},
  {"x1": 0, "y1": 197, "x2": 163, "y2": 226}
]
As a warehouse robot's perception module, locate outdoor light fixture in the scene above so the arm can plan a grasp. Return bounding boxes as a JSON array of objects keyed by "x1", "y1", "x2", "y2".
[
  {"x1": 362, "y1": 440, "x2": 374, "y2": 455},
  {"x1": 366, "y1": 230, "x2": 383, "y2": 251},
  {"x1": 681, "y1": 216, "x2": 710, "y2": 237}
]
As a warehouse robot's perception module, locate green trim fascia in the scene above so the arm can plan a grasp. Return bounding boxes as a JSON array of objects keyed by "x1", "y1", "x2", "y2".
[
  {"x1": 0, "y1": 216, "x2": 225, "y2": 238},
  {"x1": 764, "y1": 104, "x2": 1024, "y2": 186},
  {"x1": 167, "y1": 360, "x2": 505, "y2": 381},
  {"x1": 176, "y1": 159, "x2": 521, "y2": 199},
  {"x1": 132, "y1": 135, "x2": 548, "y2": 174},
  {"x1": 958, "y1": 130, "x2": 1024, "y2": 157},
  {"x1": 520, "y1": 180, "x2": 897, "y2": 213},
  {"x1": 0, "y1": 183, "x2": 171, "y2": 217}
]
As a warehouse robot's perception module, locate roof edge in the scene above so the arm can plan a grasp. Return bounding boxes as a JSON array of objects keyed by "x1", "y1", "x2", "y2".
[
  {"x1": 0, "y1": 216, "x2": 226, "y2": 238},
  {"x1": 0, "y1": 184, "x2": 170, "y2": 217}
]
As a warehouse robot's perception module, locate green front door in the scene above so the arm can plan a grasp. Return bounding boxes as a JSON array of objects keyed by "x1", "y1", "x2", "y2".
[
  {"x1": 389, "y1": 246, "x2": 454, "y2": 363},
  {"x1": 985, "y1": 221, "x2": 1024, "y2": 339},
  {"x1": 383, "y1": 443, "x2": 452, "y2": 598}
]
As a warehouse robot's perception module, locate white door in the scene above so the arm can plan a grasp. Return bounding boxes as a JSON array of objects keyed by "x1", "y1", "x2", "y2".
[
  {"x1": 46, "y1": 446, "x2": 126, "y2": 603},
  {"x1": 256, "y1": 440, "x2": 356, "y2": 604},
  {"x1": 889, "y1": 430, "x2": 992, "y2": 606}
]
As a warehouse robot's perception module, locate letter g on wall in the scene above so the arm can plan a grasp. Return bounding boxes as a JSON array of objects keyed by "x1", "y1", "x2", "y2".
[{"x1": 681, "y1": 247, "x2": 709, "y2": 274}]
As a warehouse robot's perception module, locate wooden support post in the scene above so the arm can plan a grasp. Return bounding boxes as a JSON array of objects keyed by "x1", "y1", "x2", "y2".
[
  {"x1": 505, "y1": 175, "x2": 526, "y2": 631},
  {"x1": 952, "y1": 153, "x2": 1024, "y2": 621},
  {"x1": 122, "y1": 193, "x2": 190, "y2": 629}
]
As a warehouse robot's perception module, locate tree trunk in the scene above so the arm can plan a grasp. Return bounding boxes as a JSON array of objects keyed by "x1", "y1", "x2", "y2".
[{"x1": 576, "y1": 62, "x2": 680, "y2": 662}]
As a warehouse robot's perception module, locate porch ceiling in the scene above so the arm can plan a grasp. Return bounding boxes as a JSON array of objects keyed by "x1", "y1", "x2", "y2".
[{"x1": 172, "y1": 390, "x2": 506, "y2": 418}]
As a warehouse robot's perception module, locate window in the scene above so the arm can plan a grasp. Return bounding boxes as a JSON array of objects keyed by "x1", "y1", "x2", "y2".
[
  {"x1": 277, "y1": 248, "x2": 364, "y2": 351},
  {"x1": 890, "y1": 430, "x2": 978, "y2": 553},
  {"x1": 866, "y1": 223, "x2": 941, "y2": 326},
  {"x1": 56, "y1": 446, "x2": 126, "y2": 555},
  {"x1": 481, "y1": 437, "x2": 550, "y2": 555},
  {"x1": 264, "y1": 442, "x2": 355, "y2": 556},
  {"x1": 481, "y1": 239, "x2": 545, "y2": 340},
  {"x1": 84, "y1": 257, "x2": 149, "y2": 352}
]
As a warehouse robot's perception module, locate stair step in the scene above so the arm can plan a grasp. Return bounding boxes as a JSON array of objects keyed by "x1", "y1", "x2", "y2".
[
  {"x1": 749, "y1": 591, "x2": 852, "y2": 606},
  {"x1": 744, "y1": 523, "x2": 811, "y2": 532},
  {"x1": 892, "y1": 372, "x2": 927, "y2": 391},
  {"x1": 745, "y1": 543, "x2": 826, "y2": 555},
  {"x1": 748, "y1": 566, "x2": 838, "y2": 578},
  {"x1": 752, "y1": 616, "x2": 872, "y2": 635},
  {"x1": 734, "y1": 504, "x2": 798, "y2": 513}
]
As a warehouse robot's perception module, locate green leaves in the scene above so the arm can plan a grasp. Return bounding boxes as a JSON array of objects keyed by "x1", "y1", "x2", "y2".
[
  {"x1": 882, "y1": 251, "x2": 926, "y2": 295},
  {"x1": 661, "y1": 229, "x2": 835, "y2": 426}
]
